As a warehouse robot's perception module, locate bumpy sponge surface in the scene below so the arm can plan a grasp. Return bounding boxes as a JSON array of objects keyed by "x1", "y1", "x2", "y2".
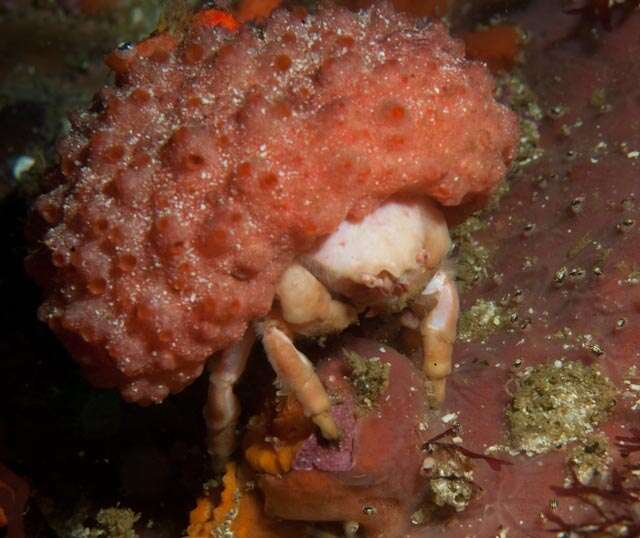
[{"x1": 31, "y1": 2, "x2": 517, "y2": 404}]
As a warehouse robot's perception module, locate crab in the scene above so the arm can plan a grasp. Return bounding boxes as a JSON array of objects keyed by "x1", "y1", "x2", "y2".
[
  {"x1": 206, "y1": 197, "x2": 459, "y2": 464},
  {"x1": 28, "y1": 1, "x2": 518, "y2": 474}
]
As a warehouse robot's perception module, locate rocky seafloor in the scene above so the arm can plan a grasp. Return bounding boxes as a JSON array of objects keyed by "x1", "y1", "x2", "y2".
[{"x1": 2, "y1": 1, "x2": 640, "y2": 537}]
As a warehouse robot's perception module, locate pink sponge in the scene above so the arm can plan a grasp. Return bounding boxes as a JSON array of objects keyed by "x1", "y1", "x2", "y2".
[{"x1": 30, "y1": 2, "x2": 517, "y2": 404}]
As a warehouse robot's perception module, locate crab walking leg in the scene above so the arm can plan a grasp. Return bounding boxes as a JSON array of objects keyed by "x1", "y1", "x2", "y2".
[
  {"x1": 261, "y1": 324, "x2": 340, "y2": 440},
  {"x1": 420, "y1": 269, "x2": 460, "y2": 404},
  {"x1": 205, "y1": 328, "x2": 256, "y2": 467}
]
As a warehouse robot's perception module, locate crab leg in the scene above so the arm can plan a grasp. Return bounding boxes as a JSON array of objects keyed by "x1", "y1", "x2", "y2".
[
  {"x1": 261, "y1": 323, "x2": 341, "y2": 440},
  {"x1": 419, "y1": 268, "x2": 459, "y2": 405},
  {"x1": 205, "y1": 327, "x2": 256, "y2": 469}
]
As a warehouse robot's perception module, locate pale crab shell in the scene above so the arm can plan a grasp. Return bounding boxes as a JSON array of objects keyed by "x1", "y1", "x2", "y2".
[{"x1": 301, "y1": 198, "x2": 451, "y2": 311}]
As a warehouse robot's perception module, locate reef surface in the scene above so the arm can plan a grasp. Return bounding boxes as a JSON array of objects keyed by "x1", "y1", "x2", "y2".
[
  {"x1": 2, "y1": 1, "x2": 640, "y2": 537},
  {"x1": 416, "y1": 3, "x2": 640, "y2": 536}
]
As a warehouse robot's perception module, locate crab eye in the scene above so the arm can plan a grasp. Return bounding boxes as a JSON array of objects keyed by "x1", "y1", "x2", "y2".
[{"x1": 117, "y1": 41, "x2": 135, "y2": 51}]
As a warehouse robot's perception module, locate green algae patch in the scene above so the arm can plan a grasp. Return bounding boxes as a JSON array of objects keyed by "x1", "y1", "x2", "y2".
[
  {"x1": 64, "y1": 506, "x2": 140, "y2": 538},
  {"x1": 93, "y1": 508, "x2": 140, "y2": 538},
  {"x1": 451, "y1": 216, "x2": 491, "y2": 292},
  {"x1": 507, "y1": 361, "x2": 616, "y2": 456},
  {"x1": 344, "y1": 350, "x2": 390, "y2": 412},
  {"x1": 423, "y1": 446, "x2": 475, "y2": 513},
  {"x1": 458, "y1": 299, "x2": 508, "y2": 343},
  {"x1": 496, "y1": 69, "x2": 544, "y2": 171}
]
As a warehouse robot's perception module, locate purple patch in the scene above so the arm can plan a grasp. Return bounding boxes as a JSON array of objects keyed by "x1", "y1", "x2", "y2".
[{"x1": 292, "y1": 403, "x2": 356, "y2": 472}]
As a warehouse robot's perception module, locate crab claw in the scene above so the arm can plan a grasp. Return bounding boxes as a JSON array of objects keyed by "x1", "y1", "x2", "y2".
[{"x1": 261, "y1": 323, "x2": 341, "y2": 441}]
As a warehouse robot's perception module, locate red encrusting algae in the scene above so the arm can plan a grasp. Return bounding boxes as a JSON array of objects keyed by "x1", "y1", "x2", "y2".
[
  {"x1": 463, "y1": 25, "x2": 522, "y2": 73},
  {"x1": 193, "y1": 9, "x2": 240, "y2": 31},
  {"x1": 29, "y1": 2, "x2": 517, "y2": 405}
]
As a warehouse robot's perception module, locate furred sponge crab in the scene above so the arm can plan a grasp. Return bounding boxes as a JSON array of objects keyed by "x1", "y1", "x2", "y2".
[
  {"x1": 27, "y1": 2, "x2": 517, "y2": 465},
  {"x1": 208, "y1": 197, "x2": 458, "y2": 461}
]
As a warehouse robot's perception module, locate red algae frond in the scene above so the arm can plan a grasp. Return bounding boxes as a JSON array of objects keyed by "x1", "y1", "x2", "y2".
[
  {"x1": 424, "y1": 426, "x2": 512, "y2": 472},
  {"x1": 545, "y1": 432, "x2": 640, "y2": 536},
  {"x1": 421, "y1": 426, "x2": 510, "y2": 516}
]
